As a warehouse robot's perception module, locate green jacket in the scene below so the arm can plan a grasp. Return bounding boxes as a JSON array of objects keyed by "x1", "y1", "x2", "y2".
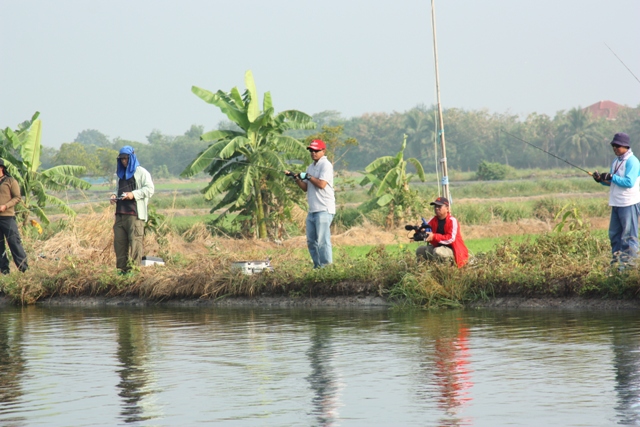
[{"x1": 112, "y1": 166, "x2": 154, "y2": 221}]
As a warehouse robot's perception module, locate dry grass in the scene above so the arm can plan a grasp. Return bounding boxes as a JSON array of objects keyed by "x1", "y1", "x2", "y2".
[{"x1": 0, "y1": 207, "x2": 629, "y2": 307}]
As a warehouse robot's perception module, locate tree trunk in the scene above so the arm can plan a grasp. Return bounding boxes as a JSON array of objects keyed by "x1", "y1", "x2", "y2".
[
  {"x1": 254, "y1": 182, "x2": 267, "y2": 239},
  {"x1": 385, "y1": 202, "x2": 395, "y2": 230}
]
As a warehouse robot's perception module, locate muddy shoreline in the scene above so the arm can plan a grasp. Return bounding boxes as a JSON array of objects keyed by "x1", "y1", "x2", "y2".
[{"x1": 1, "y1": 295, "x2": 637, "y2": 310}]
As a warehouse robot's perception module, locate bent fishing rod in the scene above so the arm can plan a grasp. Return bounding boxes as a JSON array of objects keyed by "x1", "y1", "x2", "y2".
[
  {"x1": 605, "y1": 42, "x2": 640, "y2": 86},
  {"x1": 499, "y1": 129, "x2": 593, "y2": 176}
]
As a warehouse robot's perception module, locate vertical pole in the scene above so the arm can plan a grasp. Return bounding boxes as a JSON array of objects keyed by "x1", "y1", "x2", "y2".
[{"x1": 430, "y1": 0, "x2": 451, "y2": 204}]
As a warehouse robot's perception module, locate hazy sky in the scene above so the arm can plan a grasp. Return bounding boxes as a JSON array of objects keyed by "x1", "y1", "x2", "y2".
[{"x1": 2, "y1": 0, "x2": 639, "y2": 148}]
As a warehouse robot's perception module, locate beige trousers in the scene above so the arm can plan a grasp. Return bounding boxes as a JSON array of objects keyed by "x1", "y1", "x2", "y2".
[
  {"x1": 416, "y1": 245, "x2": 454, "y2": 264},
  {"x1": 114, "y1": 214, "x2": 145, "y2": 271}
]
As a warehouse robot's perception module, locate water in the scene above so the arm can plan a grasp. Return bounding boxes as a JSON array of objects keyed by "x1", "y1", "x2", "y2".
[{"x1": 0, "y1": 306, "x2": 639, "y2": 426}]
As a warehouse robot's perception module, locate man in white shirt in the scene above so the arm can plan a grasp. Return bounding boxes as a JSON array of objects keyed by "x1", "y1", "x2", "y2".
[
  {"x1": 593, "y1": 132, "x2": 640, "y2": 266},
  {"x1": 290, "y1": 139, "x2": 335, "y2": 268}
]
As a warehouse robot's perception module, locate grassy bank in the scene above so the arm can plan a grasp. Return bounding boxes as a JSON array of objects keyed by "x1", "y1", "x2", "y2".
[{"x1": 1, "y1": 209, "x2": 637, "y2": 308}]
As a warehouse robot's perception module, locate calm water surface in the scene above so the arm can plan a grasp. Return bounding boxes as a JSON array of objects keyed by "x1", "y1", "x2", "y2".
[{"x1": 0, "y1": 305, "x2": 639, "y2": 426}]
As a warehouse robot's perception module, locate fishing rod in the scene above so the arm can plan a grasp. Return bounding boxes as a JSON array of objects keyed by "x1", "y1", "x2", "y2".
[
  {"x1": 201, "y1": 157, "x2": 299, "y2": 174},
  {"x1": 605, "y1": 43, "x2": 640, "y2": 86},
  {"x1": 500, "y1": 129, "x2": 593, "y2": 176}
]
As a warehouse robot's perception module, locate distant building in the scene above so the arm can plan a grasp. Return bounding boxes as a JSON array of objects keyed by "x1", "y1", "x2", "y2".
[{"x1": 583, "y1": 100, "x2": 627, "y2": 120}]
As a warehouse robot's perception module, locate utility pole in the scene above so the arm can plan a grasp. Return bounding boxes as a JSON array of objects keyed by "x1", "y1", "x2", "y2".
[{"x1": 430, "y1": 0, "x2": 451, "y2": 203}]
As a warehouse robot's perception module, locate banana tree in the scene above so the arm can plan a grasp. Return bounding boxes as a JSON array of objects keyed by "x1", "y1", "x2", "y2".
[
  {"x1": 359, "y1": 134, "x2": 427, "y2": 228},
  {"x1": 2, "y1": 114, "x2": 91, "y2": 226},
  {"x1": 182, "y1": 70, "x2": 315, "y2": 239}
]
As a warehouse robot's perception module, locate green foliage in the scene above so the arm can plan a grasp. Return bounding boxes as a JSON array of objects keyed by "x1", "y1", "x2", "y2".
[
  {"x1": 476, "y1": 160, "x2": 511, "y2": 180},
  {"x1": 1, "y1": 114, "x2": 91, "y2": 226},
  {"x1": 75, "y1": 129, "x2": 111, "y2": 148},
  {"x1": 182, "y1": 70, "x2": 316, "y2": 239},
  {"x1": 553, "y1": 204, "x2": 588, "y2": 233},
  {"x1": 54, "y1": 142, "x2": 100, "y2": 175},
  {"x1": 333, "y1": 207, "x2": 365, "y2": 230},
  {"x1": 359, "y1": 134, "x2": 427, "y2": 228},
  {"x1": 152, "y1": 164, "x2": 172, "y2": 180}
]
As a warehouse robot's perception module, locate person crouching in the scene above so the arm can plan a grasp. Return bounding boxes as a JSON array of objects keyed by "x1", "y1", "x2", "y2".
[{"x1": 415, "y1": 197, "x2": 469, "y2": 267}]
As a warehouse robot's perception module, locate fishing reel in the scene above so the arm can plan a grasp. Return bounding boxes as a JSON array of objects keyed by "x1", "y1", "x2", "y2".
[{"x1": 284, "y1": 171, "x2": 310, "y2": 180}]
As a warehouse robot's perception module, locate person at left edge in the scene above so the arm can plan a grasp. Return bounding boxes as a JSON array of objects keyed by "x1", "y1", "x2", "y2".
[
  {"x1": 109, "y1": 146, "x2": 154, "y2": 273},
  {"x1": 0, "y1": 159, "x2": 28, "y2": 274}
]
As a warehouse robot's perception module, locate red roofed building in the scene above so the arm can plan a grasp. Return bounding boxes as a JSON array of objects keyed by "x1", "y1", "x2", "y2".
[{"x1": 583, "y1": 100, "x2": 627, "y2": 120}]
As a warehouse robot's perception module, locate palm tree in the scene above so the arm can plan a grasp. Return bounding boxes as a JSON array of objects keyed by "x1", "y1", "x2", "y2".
[
  {"x1": 359, "y1": 134, "x2": 426, "y2": 228},
  {"x1": 404, "y1": 106, "x2": 436, "y2": 166},
  {"x1": 181, "y1": 71, "x2": 315, "y2": 239},
  {"x1": 558, "y1": 108, "x2": 604, "y2": 167},
  {"x1": 1, "y1": 113, "x2": 91, "y2": 226}
]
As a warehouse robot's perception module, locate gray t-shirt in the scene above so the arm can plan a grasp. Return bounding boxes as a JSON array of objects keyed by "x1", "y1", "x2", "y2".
[{"x1": 306, "y1": 156, "x2": 335, "y2": 214}]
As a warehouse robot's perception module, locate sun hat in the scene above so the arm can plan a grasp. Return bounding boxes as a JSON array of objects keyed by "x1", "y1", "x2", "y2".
[{"x1": 611, "y1": 132, "x2": 630, "y2": 147}]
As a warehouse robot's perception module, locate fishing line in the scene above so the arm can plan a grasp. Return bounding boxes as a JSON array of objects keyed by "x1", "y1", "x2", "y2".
[
  {"x1": 187, "y1": 156, "x2": 309, "y2": 175},
  {"x1": 500, "y1": 129, "x2": 593, "y2": 176},
  {"x1": 604, "y1": 43, "x2": 640, "y2": 85}
]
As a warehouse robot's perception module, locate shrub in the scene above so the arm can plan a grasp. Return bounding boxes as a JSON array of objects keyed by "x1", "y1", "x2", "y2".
[{"x1": 476, "y1": 161, "x2": 510, "y2": 181}]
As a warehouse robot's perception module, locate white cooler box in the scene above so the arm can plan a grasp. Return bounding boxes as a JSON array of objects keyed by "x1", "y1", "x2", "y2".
[
  {"x1": 232, "y1": 260, "x2": 273, "y2": 275},
  {"x1": 141, "y1": 256, "x2": 165, "y2": 266}
]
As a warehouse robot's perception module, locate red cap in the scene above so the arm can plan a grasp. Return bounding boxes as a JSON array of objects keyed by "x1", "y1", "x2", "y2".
[{"x1": 307, "y1": 139, "x2": 326, "y2": 151}]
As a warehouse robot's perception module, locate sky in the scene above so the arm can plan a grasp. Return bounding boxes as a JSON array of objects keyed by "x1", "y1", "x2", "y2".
[{"x1": 1, "y1": 0, "x2": 639, "y2": 148}]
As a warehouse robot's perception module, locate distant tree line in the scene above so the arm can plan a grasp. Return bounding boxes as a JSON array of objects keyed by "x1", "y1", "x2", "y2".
[
  {"x1": 40, "y1": 103, "x2": 640, "y2": 179},
  {"x1": 331, "y1": 104, "x2": 640, "y2": 172}
]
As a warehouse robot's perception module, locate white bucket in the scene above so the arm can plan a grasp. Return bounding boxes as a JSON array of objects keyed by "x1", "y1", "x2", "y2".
[{"x1": 232, "y1": 260, "x2": 273, "y2": 275}]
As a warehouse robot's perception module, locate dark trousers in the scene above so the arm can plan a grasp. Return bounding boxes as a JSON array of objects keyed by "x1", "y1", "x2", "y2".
[{"x1": 0, "y1": 217, "x2": 28, "y2": 274}]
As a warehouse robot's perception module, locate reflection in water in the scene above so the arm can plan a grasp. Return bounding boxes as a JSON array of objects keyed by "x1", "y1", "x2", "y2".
[
  {"x1": 0, "y1": 310, "x2": 26, "y2": 426},
  {"x1": 612, "y1": 327, "x2": 640, "y2": 425},
  {"x1": 414, "y1": 312, "x2": 472, "y2": 427},
  {"x1": 116, "y1": 314, "x2": 154, "y2": 424},
  {"x1": 306, "y1": 322, "x2": 342, "y2": 427}
]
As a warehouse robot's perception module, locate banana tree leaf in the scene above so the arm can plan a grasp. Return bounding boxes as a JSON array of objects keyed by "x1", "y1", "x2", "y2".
[
  {"x1": 364, "y1": 156, "x2": 394, "y2": 174},
  {"x1": 192, "y1": 86, "x2": 250, "y2": 129},
  {"x1": 244, "y1": 70, "x2": 259, "y2": 123},
  {"x1": 218, "y1": 136, "x2": 250, "y2": 159},
  {"x1": 248, "y1": 108, "x2": 275, "y2": 132},
  {"x1": 44, "y1": 193, "x2": 78, "y2": 217},
  {"x1": 259, "y1": 150, "x2": 288, "y2": 173},
  {"x1": 229, "y1": 87, "x2": 244, "y2": 108},
  {"x1": 202, "y1": 170, "x2": 243, "y2": 200},
  {"x1": 26, "y1": 204, "x2": 50, "y2": 225},
  {"x1": 407, "y1": 158, "x2": 426, "y2": 181},
  {"x1": 180, "y1": 141, "x2": 226, "y2": 177},
  {"x1": 16, "y1": 112, "x2": 41, "y2": 133},
  {"x1": 242, "y1": 167, "x2": 255, "y2": 201},
  {"x1": 2, "y1": 128, "x2": 23, "y2": 150},
  {"x1": 358, "y1": 197, "x2": 383, "y2": 213},
  {"x1": 274, "y1": 110, "x2": 314, "y2": 126},
  {"x1": 377, "y1": 169, "x2": 400, "y2": 196},
  {"x1": 377, "y1": 194, "x2": 393, "y2": 207},
  {"x1": 200, "y1": 129, "x2": 243, "y2": 142},
  {"x1": 191, "y1": 86, "x2": 217, "y2": 104},
  {"x1": 212, "y1": 185, "x2": 244, "y2": 211},
  {"x1": 263, "y1": 91, "x2": 273, "y2": 112},
  {"x1": 41, "y1": 165, "x2": 91, "y2": 189},
  {"x1": 270, "y1": 135, "x2": 309, "y2": 158}
]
